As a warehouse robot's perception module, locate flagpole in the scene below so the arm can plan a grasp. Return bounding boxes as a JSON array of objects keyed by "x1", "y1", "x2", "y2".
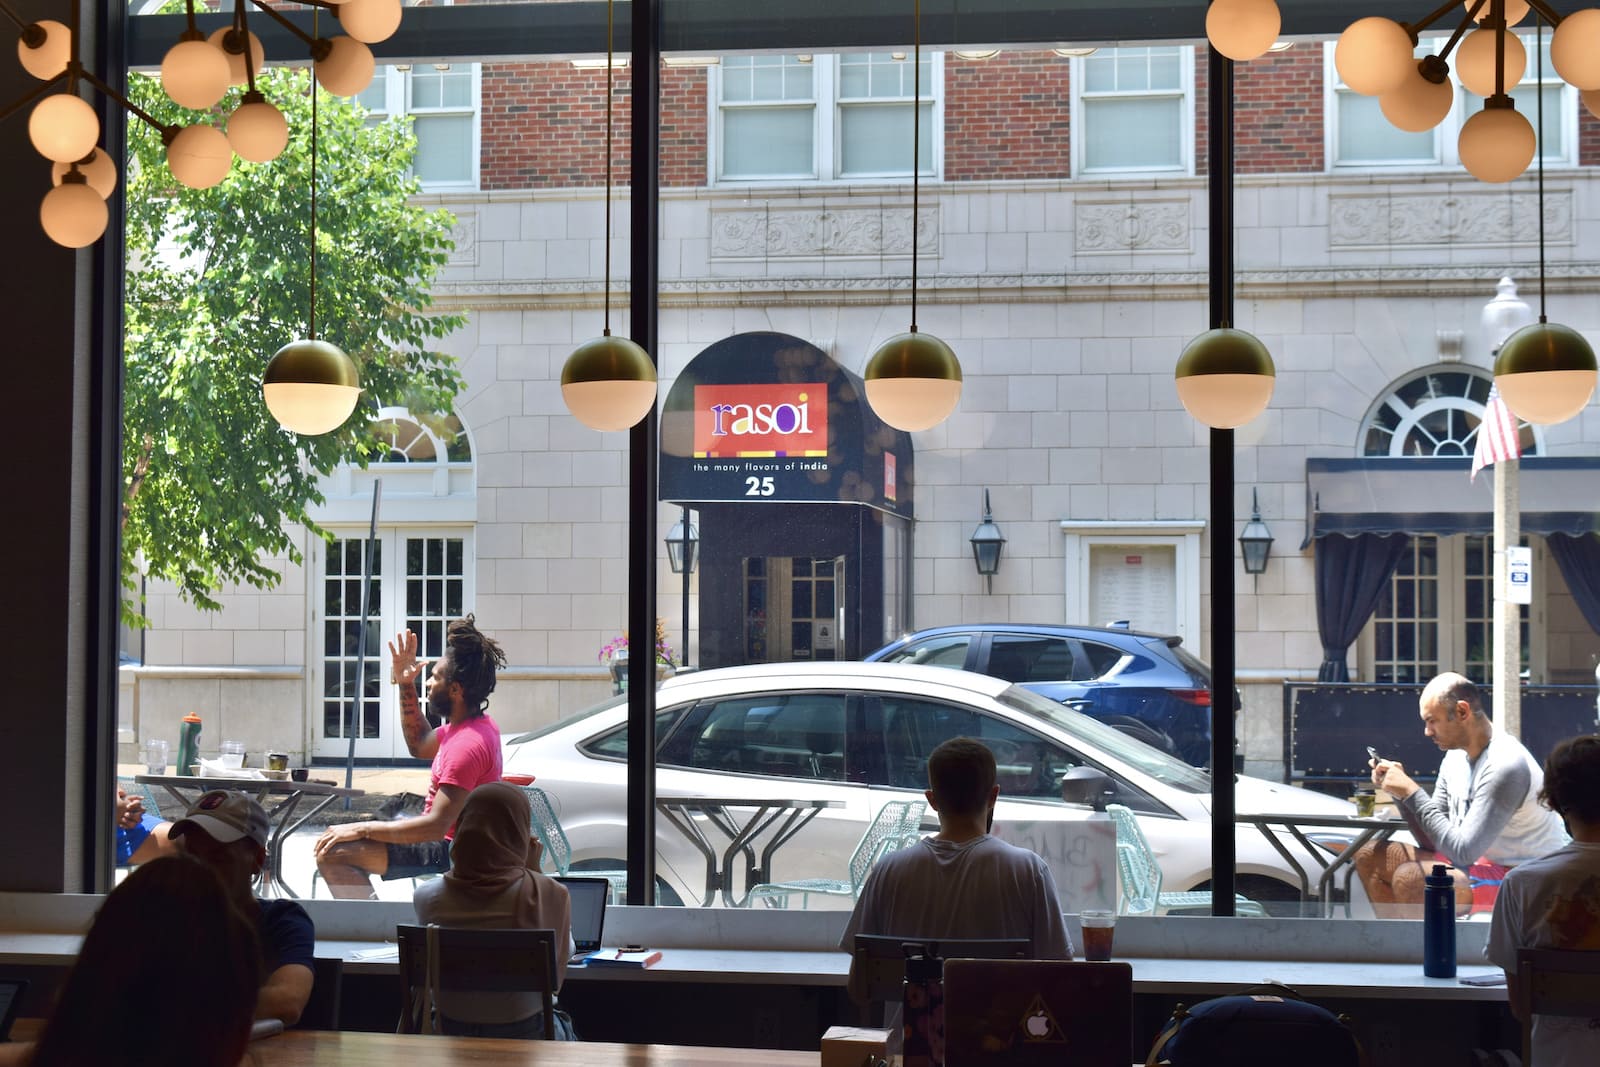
[
  {"x1": 1493, "y1": 455, "x2": 1521, "y2": 739},
  {"x1": 1480, "y1": 279, "x2": 1532, "y2": 739}
]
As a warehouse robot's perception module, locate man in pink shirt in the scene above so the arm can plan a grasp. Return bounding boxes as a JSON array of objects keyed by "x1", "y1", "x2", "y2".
[{"x1": 314, "y1": 615, "x2": 507, "y2": 899}]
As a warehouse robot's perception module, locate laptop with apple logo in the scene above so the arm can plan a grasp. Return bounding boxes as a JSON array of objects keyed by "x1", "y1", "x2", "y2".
[{"x1": 942, "y1": 958, "x2": 1132, "y2": 1067}]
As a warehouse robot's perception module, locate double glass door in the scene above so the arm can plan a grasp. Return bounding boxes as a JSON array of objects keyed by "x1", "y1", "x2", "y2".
[
  {"x1": 313, "y1": 530, "x2": 472, "y2": 759},
  {"x1": 743, "y1": 555, "x2": 846, "y2": 663}
]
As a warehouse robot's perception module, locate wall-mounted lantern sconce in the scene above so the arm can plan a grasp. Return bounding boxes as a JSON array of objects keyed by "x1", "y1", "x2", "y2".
[
  {"x1": 1239, "y1": 488, "x2": 1274, "y2": 577},
  {"x1": 665, "y1": 509, "x2": 698, "y2": 575},
  {"x1": 969, "y1": 489, "x2": 1006, "y2": 593}
]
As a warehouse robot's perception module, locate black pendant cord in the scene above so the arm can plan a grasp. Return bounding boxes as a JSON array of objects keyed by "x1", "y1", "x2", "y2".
[
  {"x1": 910, "y1": 0, "x2": 921, "y2": 332},
  {"x1": 1535, "y1": 14, "x2": 1547, "y2": 324},
  {"x1": 603, "y1": 0, "x2": 615, "y2": 338},
  {"x1": 309, "y1": 11, "x2": 320, "y2": 340}
]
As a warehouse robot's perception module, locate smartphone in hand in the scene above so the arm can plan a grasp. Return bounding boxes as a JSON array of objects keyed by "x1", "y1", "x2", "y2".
[{"x1": 1366, "y1": 745, "x2": 1380, "y2": 763}]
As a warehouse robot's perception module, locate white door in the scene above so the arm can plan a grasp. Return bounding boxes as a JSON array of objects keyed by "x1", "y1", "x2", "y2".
[{"x1": 312, "y1": 529, "x2": 474, "y2": 759}]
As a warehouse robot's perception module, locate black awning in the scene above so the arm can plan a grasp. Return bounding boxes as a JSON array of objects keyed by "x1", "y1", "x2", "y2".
[{"x1": 1302, "y1": 457, "x2": 1600, "y2": 548}]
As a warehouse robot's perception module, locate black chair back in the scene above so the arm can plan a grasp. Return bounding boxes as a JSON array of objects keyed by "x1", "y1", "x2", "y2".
[
  {"x1": 290, "y1": 957, "x2": 342, "y2": 1031},
  {"x1": 852, "y1": 933, "x2": 1031, "y2": 1006},
  {"x1": 396, "y1": 924, "x2": 557, "y2": 1039},
  {"x1": 1516, "y1": 947, "x2": 1600, "y2": 1065}
]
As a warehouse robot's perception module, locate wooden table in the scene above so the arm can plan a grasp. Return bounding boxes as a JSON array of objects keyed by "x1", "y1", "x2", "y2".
[
  {"x1": 1234, "y1": 811, "x2": 1405, "y2": 917},
  {"x1": 5, "y1": 1025, "x2": 818, "y2": 1066},
  {"x1": 655, "y1": 797, "x2": 843, "y2": 907},
  {"x1": 136, "y1": 773, "x2": 364, "y2": 899}
]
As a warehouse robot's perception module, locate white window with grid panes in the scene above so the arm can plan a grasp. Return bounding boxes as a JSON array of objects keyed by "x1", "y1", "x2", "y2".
[
  {"x1": 356, "y1": 63, "x2": 481, "y2": 190},
  {"x1": 711, "y1": 52, "x2": 939, "y2": 183},
  {"x1": 1071, "y1": 46, "x2": 1193, "y2": 176},
  {"x1": 312, "y1": 530, "x2": 475, "y2": 759},
  {"x1": 1360, "y1": 534, "x2": 1537, "y2": 685},
  {"x1": 1326, "y1": 34, "x2": 1576, "y2": 170}
]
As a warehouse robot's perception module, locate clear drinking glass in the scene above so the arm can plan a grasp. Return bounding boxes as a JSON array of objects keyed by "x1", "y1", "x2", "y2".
[
  {"x1": 220, "y1": 739, "x2": 246, "y2": 770},
  {"x1": 144, "y1": 738, "x2": 169, "y2": 775}
]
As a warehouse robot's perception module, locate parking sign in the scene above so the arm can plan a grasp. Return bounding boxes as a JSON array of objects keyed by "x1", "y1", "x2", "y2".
[{"x1": 1506, "y1": 546, "x2": 1532, "y2": 605}]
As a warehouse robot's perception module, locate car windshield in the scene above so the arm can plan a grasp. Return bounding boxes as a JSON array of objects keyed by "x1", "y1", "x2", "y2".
[
  {"x1": 996, "y1": 684, "x2": 1211, "y2": 793},
  {"x1": 506, "y1": 696, "x2": 624, "y2": 745}
]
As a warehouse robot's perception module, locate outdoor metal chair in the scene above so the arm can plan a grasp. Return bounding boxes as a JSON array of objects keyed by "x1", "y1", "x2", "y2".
[
  {"x1": 746, "y1": 798, "x2": 925, "y2": 909},
  {"x1": 396, "y1": 924, "x2": 557, "y2": 1039},
  {"x1": 1516, "y1": 947, "x2": 1600, "y2": 1065},
  {"x1": 520, "y1": 785, "x2": 635, "y2": 904},
  {"x1": 1106, "y1": 803, "x2": 1265, "y2": 916}
]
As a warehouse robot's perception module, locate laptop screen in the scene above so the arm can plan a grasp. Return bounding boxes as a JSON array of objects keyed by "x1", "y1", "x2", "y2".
[
  {"x1": 556, "y1": 876, "x2": 609, "y2": 951},
  {"x1": 942, "y1": 958, "x2": 1132, "y2": 1067}
]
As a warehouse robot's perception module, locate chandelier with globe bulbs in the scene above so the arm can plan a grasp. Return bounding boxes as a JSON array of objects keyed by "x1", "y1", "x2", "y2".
[
  {"x1": 4, "y1": 0, "x2": 403, "y2": 248},
  {"x1": 1205, "y1": 0, "x2": 1600, "y2": 184}
]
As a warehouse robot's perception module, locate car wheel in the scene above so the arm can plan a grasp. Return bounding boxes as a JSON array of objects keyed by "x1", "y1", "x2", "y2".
[
  {"x1": 570, "y1": 859, "x2": 685, "y2": 908},
  {"x1": 1101, "y1": 715, "x2": 1178, "y2": 756}
]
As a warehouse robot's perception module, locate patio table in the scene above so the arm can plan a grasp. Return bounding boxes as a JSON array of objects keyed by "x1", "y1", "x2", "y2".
[
  {"x1": 136, "y1": 773, "x2": 364, "y2": 899},
  {"x1": 655, "y1": 796, "x2": 843, "y2": 907}
]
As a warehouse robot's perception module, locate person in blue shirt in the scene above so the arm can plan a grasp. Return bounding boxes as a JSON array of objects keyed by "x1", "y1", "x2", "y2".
[{"x1": 171, "y1": 790, "x2": 316, "y2": 1027}]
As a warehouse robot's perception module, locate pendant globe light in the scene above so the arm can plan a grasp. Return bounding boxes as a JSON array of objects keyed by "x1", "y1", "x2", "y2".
[
  {"x1": 263, "y1": 54, "x2": 360, "y2": 436},
  {"x1": 560, "y1": 0, "x2": 656, "y2": 432},
  {"x1": 1175, "y1": 327, "x2": 1276, "y2": 429},
  {"x1": 1493, "y1": 17, "x2": 1597, "y2": 424},
  {"x1": 863, "y1": 0, "x2": 962, "y2": 433}
]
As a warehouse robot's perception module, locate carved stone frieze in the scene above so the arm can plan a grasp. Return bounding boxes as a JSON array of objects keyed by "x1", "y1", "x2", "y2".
[
  {"x1": 1075, "y1": 199, "x2": 1191, "y2": 253},
  {"x1": 1329, "y1": 190, "x2": 1572, "y2": 248},
  {"x1": 710, "y1": 205, "x2": 937, "y2": 259},
  {"x1": 447, "y1": 212, "x2": 478, "y2": 266}
]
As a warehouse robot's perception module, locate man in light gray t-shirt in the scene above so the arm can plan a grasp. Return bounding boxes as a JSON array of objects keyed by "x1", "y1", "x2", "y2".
[
  {"x1": 840, "y1": 736, "x2": 1073, "y2": 1005},
  {"x1": 1356, "y1": 672, "x2": 1567, "y2": 917}
]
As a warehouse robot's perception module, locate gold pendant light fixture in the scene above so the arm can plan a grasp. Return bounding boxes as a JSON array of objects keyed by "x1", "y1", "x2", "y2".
[
  {"x1": 1491, "y1": 17, "x2": 1597, "y2": 423},
  {"x1": 559, "y1": 0, "x2": 657, "y2": 433},
  {"x1": 1209, "y1": 0, "x2": 1600, "y2": 184},
  {"x1": 3, "y1": 0, "x2": 401, "y2": 247},
  {"x1": 262, "y1": 23, "x2": 360, "y2": 438},
  {"x1": 862, "y1": 0, "x2": 962, "y2": 433}
]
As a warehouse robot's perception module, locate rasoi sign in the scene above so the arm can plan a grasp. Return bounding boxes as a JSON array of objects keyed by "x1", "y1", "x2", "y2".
[
  {"x1": 658, "y1": 331, "x2": 913, "y2": 517},
  {"x1": 694, "y1": 384, "x2": 828, "y2": 457}
]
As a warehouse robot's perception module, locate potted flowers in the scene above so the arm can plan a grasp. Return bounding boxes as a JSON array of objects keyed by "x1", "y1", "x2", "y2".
[{"x1": 599, "y1": 617, "x2": 676, "y2": 694}]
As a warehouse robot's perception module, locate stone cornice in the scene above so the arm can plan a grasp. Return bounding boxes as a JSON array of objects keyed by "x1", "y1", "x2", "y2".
[{"x1": 430, "y1": 263, "x2": 1600, "y2": 311}]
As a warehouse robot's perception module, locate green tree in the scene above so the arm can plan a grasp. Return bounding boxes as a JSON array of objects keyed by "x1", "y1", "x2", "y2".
[{"x1": 121, "y1": 69, "x2": 465, "y2": 623}]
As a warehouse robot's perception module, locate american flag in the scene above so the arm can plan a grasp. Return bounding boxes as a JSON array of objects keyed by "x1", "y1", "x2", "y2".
[{"x1": 1471, "y1": 385, "x2": 1522, "y2": 481}]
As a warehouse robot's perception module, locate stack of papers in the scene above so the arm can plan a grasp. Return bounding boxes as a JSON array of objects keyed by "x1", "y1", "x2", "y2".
[{"x1": 196, "y1": 758, "x2": 266, "y2": 780}]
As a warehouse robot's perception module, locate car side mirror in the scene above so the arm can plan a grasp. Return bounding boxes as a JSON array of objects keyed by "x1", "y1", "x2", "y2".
[{"x1": 1059, "y1": 766, "x2": 1115, "y2": 811}]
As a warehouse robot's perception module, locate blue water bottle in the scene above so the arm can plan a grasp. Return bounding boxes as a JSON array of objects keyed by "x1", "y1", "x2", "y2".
[
  {"x1": 902, "y1": 947, "x2": 944, "y2": 1067},
  {"x1": 1423, "y1": 863, "x2": 1457, "y2": 978}
]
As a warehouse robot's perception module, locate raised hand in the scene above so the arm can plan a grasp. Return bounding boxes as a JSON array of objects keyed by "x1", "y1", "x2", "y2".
[{"x1": 388, "y1": 629, "x2": 426, "y2": 687}]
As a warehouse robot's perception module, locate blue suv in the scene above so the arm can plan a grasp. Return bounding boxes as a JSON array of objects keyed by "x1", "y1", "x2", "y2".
[{"x1": 865, "y1": 623, "x2": 1233, "y2": 769}]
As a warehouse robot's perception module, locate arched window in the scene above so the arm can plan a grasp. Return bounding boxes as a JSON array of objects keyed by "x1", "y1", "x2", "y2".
[
  {"x1": 1358, "y1": 365, "x2": 1543, "y2": 458},
  {"x1": 1356, "y1": 366, "x2": 1538, "y2": 684},
  {"x1": 371, "y1": 407, "x2": 473, "y2": 465}
]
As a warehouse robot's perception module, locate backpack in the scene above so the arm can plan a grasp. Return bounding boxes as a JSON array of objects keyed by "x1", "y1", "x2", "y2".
[{"x1": 1145, "y1": 982, "x2": 1366, "y2": 1067}]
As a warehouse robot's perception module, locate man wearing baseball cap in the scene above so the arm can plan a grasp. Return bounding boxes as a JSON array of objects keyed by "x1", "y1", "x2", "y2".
[{"x1": 171, "y1": 790, "x2": 315, "y2": 1027}]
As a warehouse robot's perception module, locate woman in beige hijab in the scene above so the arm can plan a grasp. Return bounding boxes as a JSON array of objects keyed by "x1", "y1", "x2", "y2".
[{"x1": 413, "y1": 781, "x2": 576, "y2": 1038}]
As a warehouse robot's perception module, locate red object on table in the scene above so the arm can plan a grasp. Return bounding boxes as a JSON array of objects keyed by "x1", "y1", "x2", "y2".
[{"x1": 502, "y1": 773, "x2": 536, "y2": 785}]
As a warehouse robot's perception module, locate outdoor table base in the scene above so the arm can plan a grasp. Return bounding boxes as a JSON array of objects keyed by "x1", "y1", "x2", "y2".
[
  {"x1": 135, "y1": 774, "x2": 365, "y2": 899},
  {"x1": 1236, "y1": 811, "x2": 1405, "y2": 917},
  {"x1": 655, "y1": 796, "x2": 842, "y2": 907}
]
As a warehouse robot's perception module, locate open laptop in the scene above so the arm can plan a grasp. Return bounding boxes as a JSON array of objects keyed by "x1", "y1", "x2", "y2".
[
  {"x1": 556, "y1": 876, "x2": 610, "y2": 964},
  {"x1": 942, "y1": 958, "x2": 1132, "y2": 1067}
]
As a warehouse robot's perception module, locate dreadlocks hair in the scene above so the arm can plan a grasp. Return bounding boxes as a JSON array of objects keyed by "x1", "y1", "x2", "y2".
[{"x1": 444, "y1": 614, "x2": 507, "y2": 715}]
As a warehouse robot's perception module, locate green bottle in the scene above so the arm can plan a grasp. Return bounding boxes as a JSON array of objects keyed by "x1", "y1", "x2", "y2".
[{"x1": 176, "y1": 713, "x2": 203, "y2": 776}]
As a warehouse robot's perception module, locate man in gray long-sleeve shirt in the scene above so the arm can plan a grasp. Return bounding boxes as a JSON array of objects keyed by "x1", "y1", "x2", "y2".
[
  {"x1": 840, "y1": 737, "x2": 1073, "y2": 1006},
  {"x1": 1354, "y1": 672, "x2": 1568, "y2": 918}
]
